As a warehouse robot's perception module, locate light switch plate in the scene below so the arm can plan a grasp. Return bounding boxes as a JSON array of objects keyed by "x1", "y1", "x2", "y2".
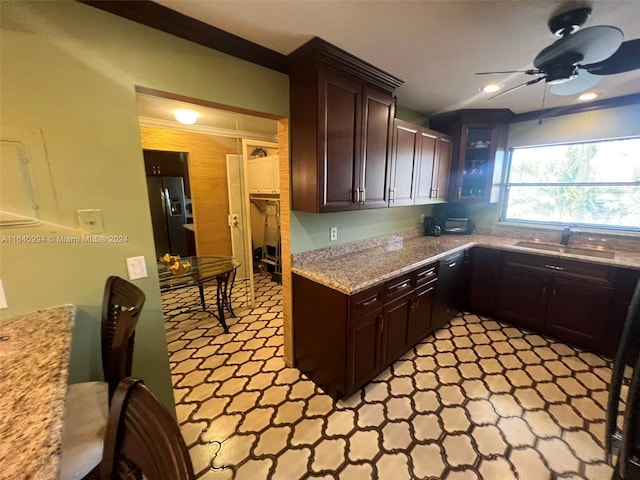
[
  {"x1": 330, "y1": 226, "x2": 337, "y2": 241},
  {"x1": 77, "y1": 209, "x2": 104, "y2": 234},
  {"x1": 0, "y1": 279, "x2": 7, "y2": 309},
  {"x1": 126, "y1": 256, "x2": 147, "y2": 280}
]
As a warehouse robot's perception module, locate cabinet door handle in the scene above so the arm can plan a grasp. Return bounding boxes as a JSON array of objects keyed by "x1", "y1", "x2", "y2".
[
  {"x1": 418, "y1": 269, "x2": 435, "y2": 278},
  {"x1": 389, "y1": 281, "x2": 410, "y2": 292},
  {"x1": 361, "y1": 187, "x2": 366, "y2": 204},
  {"x1": 448, "y1": 262, "x2": 457, "y2": 268},
  {"x1": 353, "y1": 188, "x2": 359, "y2": 204},
  {"x1": 390, "y1": 188, "x2": 395, "y2": 203},
  {"x1": 542, "y1": 285, "x2": 546, "y2": 295},
  {"x1": 457, "y1": 187, "x2": 462, "y2": 199},
  {"x1": 360, "y1": 296, "x2": 379, "y2": 308},
  {"x1": 545, "y1": 264, "x2": 564, "y2": 271},
  {"x1": 552, "y1": 287, "x2": 557, "y2": 296},
  {"x1": 378, "y1": 315, "x2": 384, "y2": 332},
  {"x1": 409, "y1": 297, "x2": 414, "y2": 311}
]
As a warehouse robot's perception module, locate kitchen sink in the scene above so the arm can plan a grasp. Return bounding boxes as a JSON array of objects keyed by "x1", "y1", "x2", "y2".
[{"x1": 515, "y1": 241, "x2": 616, "y2": 259}]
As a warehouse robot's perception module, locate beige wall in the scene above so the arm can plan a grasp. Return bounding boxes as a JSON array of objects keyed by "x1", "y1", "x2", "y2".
[
  {"x1": 139, "y1": 126, "x2": 241, "y2": 257},
  {"x1": 0, "y1": 0, "x2": 288, "y2": 410}
]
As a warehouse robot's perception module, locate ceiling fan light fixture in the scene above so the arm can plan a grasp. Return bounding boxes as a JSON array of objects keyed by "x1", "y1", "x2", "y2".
[
  {"x1": 482, "y1": 83, "x2": 503, "y2": 93},
  {"x1": 174, "y1": 109, "x2": 199, "y2": 125},
  {"x1": 544, "y1": 59, "x2": 580, "y2": 84},
  {"x1": 578, "y1": 91, "x2": 598, "y2": 101}
]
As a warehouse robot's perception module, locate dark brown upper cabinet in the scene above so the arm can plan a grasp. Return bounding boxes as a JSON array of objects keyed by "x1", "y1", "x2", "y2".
[
  {"x1": 389, "y1": 119, "x2": 453, "y2": 207},
  {"x1": 143, "y1": 149, "x2": 190, "y2": 197},
  {"x1": 288, "y1": 38, "x2": 403, "y2": 213},
  {"x1": 430, "y1": 109, "x2": 512, "y2": 204}
]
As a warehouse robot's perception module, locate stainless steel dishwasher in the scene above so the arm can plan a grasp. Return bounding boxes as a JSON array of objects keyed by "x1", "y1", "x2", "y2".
[{"x1": 432, "y1": 251, "x2": 468, "y2": 330}]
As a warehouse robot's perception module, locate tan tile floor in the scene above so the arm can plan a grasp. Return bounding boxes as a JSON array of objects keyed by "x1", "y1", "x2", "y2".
[{"x1": 163, "y1": 272, "x2": 624, "y2": 480}]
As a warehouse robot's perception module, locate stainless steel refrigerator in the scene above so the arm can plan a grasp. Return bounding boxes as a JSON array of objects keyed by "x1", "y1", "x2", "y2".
[
  {"x1": 146, "y1": 175, "x2": 188, "y2": 258},
  {"x1": 607, "y1": 279, "x2": 640, "y2": 479}
]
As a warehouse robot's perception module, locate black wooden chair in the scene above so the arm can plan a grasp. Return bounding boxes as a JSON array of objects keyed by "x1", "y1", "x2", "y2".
[
  {"x1": 59, "y1": 276, "x2": 145, "y2": 480},
  {"x1": 101, "y1": 377, "x2": 195, "y2": 480}
]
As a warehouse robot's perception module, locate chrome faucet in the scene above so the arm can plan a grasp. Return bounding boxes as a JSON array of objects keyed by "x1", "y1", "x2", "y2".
[{"x1": 560, "y1": 225, "x2": 576, "y2": 246}]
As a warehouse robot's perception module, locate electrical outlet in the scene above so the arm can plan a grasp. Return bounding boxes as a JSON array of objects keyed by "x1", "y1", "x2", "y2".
[
  {"x1": 330, "y1": 226, "x2": 338, "y2": 241},
  {"x1": 419, "y1": 214, "x2": 425, "y2": 224},
  {"x1": 126, "y1": 256, "x2": 147, "y2": 280}
]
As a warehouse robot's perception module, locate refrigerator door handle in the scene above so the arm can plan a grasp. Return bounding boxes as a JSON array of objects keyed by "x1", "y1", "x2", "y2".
[
  {"x1": 159, "y1": 189, "x2": 167, "y2": 217},
  {"x1": 163, "y1": 187, "x2": 172, "y2": 216}
]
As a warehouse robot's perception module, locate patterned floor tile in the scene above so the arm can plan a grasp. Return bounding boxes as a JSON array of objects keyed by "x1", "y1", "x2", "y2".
[{"x1": 162, "y1": 272, "x2": 622, "y2": 479}]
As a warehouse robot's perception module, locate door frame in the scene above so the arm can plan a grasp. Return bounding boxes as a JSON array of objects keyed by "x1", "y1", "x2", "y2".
[{"x1": 135, "y1": 86, "x2": 294, "y2": 367}]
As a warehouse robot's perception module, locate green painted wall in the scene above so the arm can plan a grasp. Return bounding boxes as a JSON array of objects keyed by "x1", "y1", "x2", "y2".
[
  {"x1": 470, "y1": 103, "x2": 640, "y2": 228},
  {"x1": 290, "y1": 205, "x2": 437, "y2": 253},
  {"x1": 396, "y1": 105, "x2": 429, "y2": 127},
  {"x1": 0, "y1": 0, "x2": 288, "y2": 411}
]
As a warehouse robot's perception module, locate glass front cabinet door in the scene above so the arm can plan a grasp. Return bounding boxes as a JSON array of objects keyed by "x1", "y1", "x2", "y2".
[
  {"x1": 429, "y1": 110, "x2": 511, "y2": 204},
  {"x1": 460, "y1": 127, "x2": 493, "y2": 199}
]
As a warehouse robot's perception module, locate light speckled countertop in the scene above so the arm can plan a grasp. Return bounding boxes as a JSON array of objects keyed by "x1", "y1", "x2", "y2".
[
  {"x1": 0, "y1": 304, "x2": 75, "y2": 480},
  {"x1": 292, "y1": 233, "x2": 640, "y2": 295}
]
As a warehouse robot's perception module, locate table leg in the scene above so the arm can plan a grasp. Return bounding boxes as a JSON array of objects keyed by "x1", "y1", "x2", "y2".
[
  {"x1": 224, "y1": 268, "x2": 237, "y2": 317},
  {"x1": 216, "y1": 276, "x2": 229, "y2": 333},
  {"x1": 198, "y1": 284, "x2": 207, "y2": 311}
]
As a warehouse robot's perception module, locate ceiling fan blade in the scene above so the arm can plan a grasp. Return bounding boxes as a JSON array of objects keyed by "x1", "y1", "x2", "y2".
[
  {"x1": 549, "y1": 70, "x2": 600, "y2": 96},
  {"x1": 583, "y1": 38, "x2": 640, "y2": 75},
  {"x1": 488, "y1": 76, "x2": 546, "y2": 100},
  {"x1": 476, "y1": 69, "x2": 540, "y2": 75},
  {"x1": 534, "y1": 26, "x2": 624, "y2": 68}
]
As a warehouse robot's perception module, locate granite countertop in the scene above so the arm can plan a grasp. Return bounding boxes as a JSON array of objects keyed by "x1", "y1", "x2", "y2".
[
  {"x1": 292, "y1": 233, "x2": 640, "y2": 295},
  {"x1": 0, "y1": 304, "x2": 76, "y2": 480}
]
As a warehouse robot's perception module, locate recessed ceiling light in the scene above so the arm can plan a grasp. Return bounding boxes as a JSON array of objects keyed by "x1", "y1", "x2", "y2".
[
  {"x1": 578, "y1": 91, "x2": 598, "y2": 101},
  {"x1": 482, "y1": 83, "x2": 503, "y2": 93},
  {"x1": 174, "y1": 109, "x2": 199, "y2": 125}
]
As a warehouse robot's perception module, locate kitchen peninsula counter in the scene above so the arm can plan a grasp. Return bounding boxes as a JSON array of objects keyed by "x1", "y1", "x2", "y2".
[
  {"x1": 0, "y1": 304, "x2": 75, "y2": 480},
  {"x1": 292, "y1": 232, "x2": 640, "y2": 295}
]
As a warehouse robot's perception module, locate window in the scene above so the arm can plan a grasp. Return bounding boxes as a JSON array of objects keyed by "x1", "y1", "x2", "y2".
[{"x1": 501, "y1": 137, "x2": 640, "y2": 231}]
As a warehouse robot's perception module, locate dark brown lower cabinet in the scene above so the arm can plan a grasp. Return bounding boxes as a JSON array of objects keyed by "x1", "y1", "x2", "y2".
[
  {"x1": 293, "y1": 260, "x2": 440, "y2": 399},
  {"x1": 407, "y1": 281, "x2": 437, "y2": 345},
  {"x1": 494, "y1": 251, "x2": 634, "y2": 357},
  {"x1": 496, "y1": 266, "x2": 548, "y2": 331},
  {"x1": 468, "y1": 247, "x2": 502, "y2": 315},
  {"x1": 545, "y1": 277, "x2": 614, "y2": 351},
  {"x1": 382, "y1": 295, "x2": 412, "y2": 366},
  {"x1": 347, "y1": 308, "x2": 383, "y2": 392}
]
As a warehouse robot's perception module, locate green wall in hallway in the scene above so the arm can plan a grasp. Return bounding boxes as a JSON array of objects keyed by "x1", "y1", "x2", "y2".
[{"x1": 0, "y1": 0, "x2": 288, "y2": 411}]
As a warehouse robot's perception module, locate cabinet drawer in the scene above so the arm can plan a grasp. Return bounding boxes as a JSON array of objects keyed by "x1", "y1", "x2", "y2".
[
  {"x1": 385, "y1": 273, "x2": 414, "y2": 302},
  {"x1": 415, "y1": 262, "x2": 438, "y2": 287},
  {"x1": 503, "y1": 252, "x2": 615, "y2": 286},
  {"x1": 350, "y1": 285, "x2": 384, "y2": 318}
]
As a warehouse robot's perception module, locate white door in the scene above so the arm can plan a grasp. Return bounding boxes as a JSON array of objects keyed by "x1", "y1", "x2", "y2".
[{"x1": 226, "y1": 154, "x2": 254, "y2": 307}]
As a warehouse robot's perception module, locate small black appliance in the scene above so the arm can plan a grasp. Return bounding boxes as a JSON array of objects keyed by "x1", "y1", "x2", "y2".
[
  {"x1": 443, "y1": 204, "x2": 475, "y2": 235},
  {"x1": 424, "y1": 217, "x2": 442, "y2": 236}
]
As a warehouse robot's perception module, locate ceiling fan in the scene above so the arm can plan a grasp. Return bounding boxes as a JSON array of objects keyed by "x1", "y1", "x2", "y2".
[{"x1": 478, "y1": 6, "x2": 640, "y2": 99}]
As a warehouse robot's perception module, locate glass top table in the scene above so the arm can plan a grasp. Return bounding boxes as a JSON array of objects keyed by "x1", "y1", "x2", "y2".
[{"x1": 158, "y1": 256, "x2": 241, "y2": 332}]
